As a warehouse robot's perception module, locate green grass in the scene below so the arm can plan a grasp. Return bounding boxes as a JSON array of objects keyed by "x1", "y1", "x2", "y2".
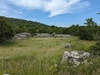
[{"x1": 0, "y1": 37, "x2": 99, "y2": 75}]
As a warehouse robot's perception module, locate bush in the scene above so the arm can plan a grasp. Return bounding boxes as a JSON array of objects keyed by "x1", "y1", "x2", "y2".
[
  {"x1": 90, "y1": 42, "x2": 100, "y2": 56},
  {"x1": 0, "y1": 17, "x2": 14, "y2": 42},
  {"x1": 78, "y1": 28, "x2": 94, "y2": 41}
]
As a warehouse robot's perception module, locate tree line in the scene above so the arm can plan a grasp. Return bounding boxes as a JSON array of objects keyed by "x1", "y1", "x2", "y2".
[
  {"x1": 0, "y1": 16, "x2": 66, "y2": 34},
  {"x1": 68, "y1": 18, "x2": 100, "y2": 41},
  {"x1": 0, "y1": 16, "x2": 100, "y2": 42}
]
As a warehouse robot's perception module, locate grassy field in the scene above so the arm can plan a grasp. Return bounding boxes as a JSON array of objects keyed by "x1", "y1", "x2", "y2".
[{"x1": 0, "y1": 37, "x2": 100, "y2": 75}]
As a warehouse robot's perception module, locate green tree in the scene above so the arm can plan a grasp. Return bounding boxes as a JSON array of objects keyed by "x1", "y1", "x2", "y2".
[
  {"x1": 84, "y1": 18, "x2": 97, "y2": 27},
  {"x1": 78, "y1": 27, "x2": 94, "y2": 40},
  {"x1": 0, "y1": 17, "x2": 14, "y2": 42},
  {"x1": 69, "y1": 24, "x2": 80, "y2": 36},
  {"x1": 78, "y1": 18, "x2": 98, "y2": 40}
]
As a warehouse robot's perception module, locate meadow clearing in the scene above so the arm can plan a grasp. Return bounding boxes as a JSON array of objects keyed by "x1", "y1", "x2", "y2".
[{"x1": 0, "y1": 37, "x2": 100, "y2": 75}]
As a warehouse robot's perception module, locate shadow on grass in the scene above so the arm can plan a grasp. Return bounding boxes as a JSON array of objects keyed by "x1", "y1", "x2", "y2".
[{"x1": 0, "y1": 40, "x2": 17, "y2": 47}]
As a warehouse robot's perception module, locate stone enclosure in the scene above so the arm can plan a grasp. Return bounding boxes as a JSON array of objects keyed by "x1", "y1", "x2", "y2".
[{"x1": 12, "y1": 32, "x2": 32, "y2": 40}]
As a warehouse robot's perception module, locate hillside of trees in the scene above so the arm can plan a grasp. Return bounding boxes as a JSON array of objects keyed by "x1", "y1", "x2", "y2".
[
  {"x1": 0, "y1": 16, "x2": 100, "y2": 42},
  {"x1": 0, "y1": 16, "x2": 67, "y2": 34}
]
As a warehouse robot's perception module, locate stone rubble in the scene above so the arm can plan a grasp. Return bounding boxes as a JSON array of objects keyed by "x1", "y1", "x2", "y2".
[
  {"x1": 12, "y1": 32, "x2": 32, "y2": 40},
  {"x1": 61, "y1": 51, "x2": 91, "y2": 66}
]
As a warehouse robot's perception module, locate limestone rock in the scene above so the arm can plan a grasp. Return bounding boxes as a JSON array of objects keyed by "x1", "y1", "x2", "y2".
[
  {"x1": 61, "y1": 51, "x2": 91, "y2": 66},
  {"x1": 65, "y1": 43, "x2": 71, "y2": 48},
  {"x1": 12, "y1": 32, "x2": 31, "y2": 40}
]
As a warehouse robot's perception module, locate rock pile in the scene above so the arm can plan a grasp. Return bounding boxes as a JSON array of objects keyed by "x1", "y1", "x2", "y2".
[{"x1": 61, "y1": 51, "x2": 90, "y2": 66}]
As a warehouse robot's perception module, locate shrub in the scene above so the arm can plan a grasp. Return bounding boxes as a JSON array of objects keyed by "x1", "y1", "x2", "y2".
[
  {"x1": 90, "y1": 42, "x2": 100, "y2": 56},
  {"x1": 0, "y1": 17, "x2": 14, "y2": 42},
  {"x1": 78, "y1": 28, "x2": 94, "y2": 41}
]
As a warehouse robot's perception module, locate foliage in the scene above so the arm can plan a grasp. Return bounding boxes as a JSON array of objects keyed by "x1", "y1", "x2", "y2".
[
  {"x1": 78, "y1": 18, "x2": 98, "y2": 40},
  {"x1": 68, "y1": 24, "x2": 80, "y2": 36},
  {"x1": 0, "y1": 16, "x2": 67, "y2": 34},
  {"x1": 90, "y1": 42, "x2": 100, "y2": 56},
  {"x1": 78, "y1": 26, "x2": 94, "y2": 40},
  {"x1": 0, "y1": 17, "x2": 14, "y2": 42},
  {"x1": 68, "y1": 18, "x2": 100, "y2": 41},
  {"x1": 94, "y1": 28, "x2": 100, "y2": 41},
  {"x1": 84, "y1": 18, "x2": 97, "y2": 26}
]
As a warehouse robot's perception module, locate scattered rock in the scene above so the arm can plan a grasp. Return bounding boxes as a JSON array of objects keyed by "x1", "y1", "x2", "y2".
[
  {"x1": 65, "y1": 43, "x2": 71, "y2": 48},
  {"x1": 61, "y1": 51, "x2": 91, "y2": 66}
]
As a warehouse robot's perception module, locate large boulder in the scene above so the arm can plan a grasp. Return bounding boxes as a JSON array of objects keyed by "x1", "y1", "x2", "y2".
[{"x1": 61, "y1": 51, "x2": 90, "y2": 66}]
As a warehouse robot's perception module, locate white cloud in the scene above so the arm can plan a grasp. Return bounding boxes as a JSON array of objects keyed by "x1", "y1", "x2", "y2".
[
  {"x1": 44, "y1": 0, "x2": 83, "y2": 17},
  {"x1": 8, "y1": 0, "x2": 44, "y2": 9},
  {"x1": 5, "y1": 0, "x2": 90, "y2": 17},
  {"x1": 0, "y1": 0, "x2": 23, "y2": 17}
]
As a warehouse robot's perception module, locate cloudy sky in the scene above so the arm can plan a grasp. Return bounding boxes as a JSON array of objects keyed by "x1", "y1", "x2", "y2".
[{"x1": 0, "y1": 0, "x2": 100, "y2": 27}]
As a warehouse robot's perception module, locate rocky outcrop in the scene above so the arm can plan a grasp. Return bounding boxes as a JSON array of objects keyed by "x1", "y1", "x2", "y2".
[{"x1": 61, "y1": 51, "x2": 91, "y2": 66}]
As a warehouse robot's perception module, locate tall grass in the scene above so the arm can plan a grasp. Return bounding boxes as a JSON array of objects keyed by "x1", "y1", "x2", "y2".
[{"x1": 0, "y1": 37, "x2": 99, "y2": 75}]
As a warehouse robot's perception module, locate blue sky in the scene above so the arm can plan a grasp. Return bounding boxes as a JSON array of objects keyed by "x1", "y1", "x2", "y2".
[{"x1": 0, "y1": 0, "x2": 100, "y2": 27}]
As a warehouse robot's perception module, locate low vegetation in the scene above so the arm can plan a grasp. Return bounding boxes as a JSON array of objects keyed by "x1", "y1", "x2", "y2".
[{"x1": 0, "y1": 37, "x2": 100, "y2": 75}]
